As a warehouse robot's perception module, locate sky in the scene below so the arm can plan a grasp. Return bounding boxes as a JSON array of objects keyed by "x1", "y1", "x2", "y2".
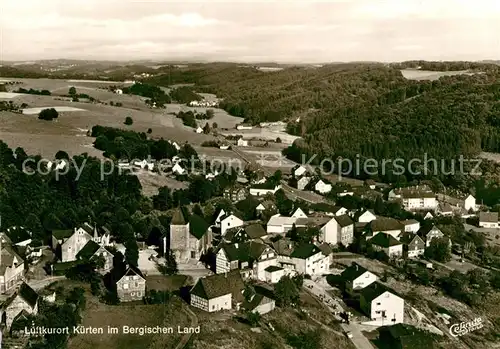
[{"x1": 1, "y1": 0, "x2": 499, "y2": 63}]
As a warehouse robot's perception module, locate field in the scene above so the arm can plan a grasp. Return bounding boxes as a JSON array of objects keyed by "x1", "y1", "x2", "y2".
[
  {"x1": 400, "y1": 69, "x2": 482, "y2": 81},
  {"x1": 0, "y1": 77, "x2": 248, "y2": 195},
  {"x1": 146, "y1": 275, "x2": 189, "y2": 291}
]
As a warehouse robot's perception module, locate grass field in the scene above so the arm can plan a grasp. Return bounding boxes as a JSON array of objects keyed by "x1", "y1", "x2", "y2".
[
  {"x1": 146, "y1": 275, "x2": 189, "y2": 291},
  {"x1": 400, "y1": 69, "x2": 481, "y2": 81}
]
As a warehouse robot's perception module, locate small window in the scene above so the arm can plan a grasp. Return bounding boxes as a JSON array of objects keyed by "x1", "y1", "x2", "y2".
[
  {"x1": 376, "y1": 302, "x2": 381, "y2": 305},
  {"x1": 123, "y1": 283, "x2": 129, "y2": 290}
]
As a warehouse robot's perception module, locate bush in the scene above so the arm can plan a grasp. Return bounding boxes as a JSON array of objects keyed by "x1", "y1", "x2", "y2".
[
  {"x1": 38, "y1": 108, "x2": 59, "y2": 120},
  {"x1": 124, "y1": 116, "x2": 133, "y2": 125}
]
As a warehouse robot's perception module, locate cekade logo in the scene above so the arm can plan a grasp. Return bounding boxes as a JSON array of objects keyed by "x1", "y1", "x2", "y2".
[{"x1": 449, "y1": 317, "x2": 483, "y2": 337}]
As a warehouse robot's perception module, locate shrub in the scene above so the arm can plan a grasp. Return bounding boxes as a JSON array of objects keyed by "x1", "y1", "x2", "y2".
[
  {"x1": 38, "y1": 108, "x2": 59, "y2": 120},
  {"x1": 124, "y1": 116, "x2": 133, "y2": 125}
]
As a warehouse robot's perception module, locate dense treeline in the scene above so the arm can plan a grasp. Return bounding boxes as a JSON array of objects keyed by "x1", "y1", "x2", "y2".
[
  {"x1": 169, "y1": 86, "x2": 203, "y2": 103},
  {"x1": 122, "y1": 83, "x2": 171, "y2": 106},
  {"x1": 0, "y1": 141, "x2": 144, "y2": 249},
  {"x1": 14, "y1": 87, "x2": 51, "y2": 95},
  {"x1": 91, "y1": 125, "x2": 179, "y2": 160}
]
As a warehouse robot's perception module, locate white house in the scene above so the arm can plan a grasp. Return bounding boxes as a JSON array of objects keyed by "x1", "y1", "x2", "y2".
[
  {"x1": 315, "y1": 180, "x2": 332, "y2": 194},
  {"x1": 332, "y1": 206, "x2": 348, "y2": 216},
  {"x1": 341, "y1": 263, "x2": 378, "y2": 295},
  {"x1": 195, "y1": 126, "x2": 203, "y2": 134},
  {"x1": 237, "y1": 138, "x2": 248, "y2": 147},
  {"x1": 133, "y1": 159, "x2": 155, "y2": 171},
  {"x1": 479, "y1": 212, "x2": 499, "y2": 229},
  {"x1": 172, "y1": 163, "x2": 186, "y2": 175},
  {"x1": 424, "y1": 212, "x2": 434, "y2": 220},
  {"x1": 220, "y1": 214, "x2": 244, "y2": 236},
  {"x1": 236, "y1": 124, "x2": 253, "y2": 130},
  {"x1": 388, "y1": 186, "x2": 437, "y2": 211},
  {"x1": 171, "y1": 141, "x2": 181, "y2": 151},
  {"x1": 264, "y1": 266, "x2": 285, "y2": 283},
  {"x1": 296, "y1": 176, "x2": 311, "y2": 190},
  {"x1": 464, "y1": 195, "x2": 477, "y2": 212},
  {"x1": 357, "y1": 209, "x2": 377, "y2": 223},
  {"x1": 266, "y1": 214, "x2": 308, "y2": 234},
  {"x1": 291, "y1": 208, "x2": 308, "y2": 219},
  {"x1": 399, "y1": 219, "x2": 420, "y2": 234},
  {"x1": 368, "y1": 218, "x2": 403, "y2": 240},
  {"x1": 249, "y1": 184, "x2": 281, "y2": 196},
  {"x1": 190, "y1": 270, "x2": 245, "y2": 312},
  {"x1": 370, "y1": 233, "x2": 403, "y2": 258},
  {"x1": 360, "y1": 282, "x2": 404, "y2": 325},
  {"x1": 319, "y1": 215, "x2": 354, "y2": 246},
  {"x1": 290, "y1": 244, "x2": 329, "y2": 276},
  {"x1": 400, "y1": 233, "x2": 425, "y2": 258},
  {"x1": 293, "y1": 165, "x2": 307, "y2": 178}
]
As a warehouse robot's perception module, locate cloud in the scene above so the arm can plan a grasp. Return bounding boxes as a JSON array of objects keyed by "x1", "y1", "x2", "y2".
[{"x1": 0, "y1": 0, "x2": 499, "y2": 62}]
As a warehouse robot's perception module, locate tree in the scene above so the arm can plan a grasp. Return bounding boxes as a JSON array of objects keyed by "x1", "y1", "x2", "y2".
[
  {"x1": 55, "y1": 150, "x2": 70, "y2": 160},
  {"x1": 203, "y1": 122, "x2": 211, "y2": 134},
  {"x1": 275, "y1": 275, "x2": 300, "y2": 307},
  {"x1": 245, "y1": 311, "x2": 261, "y2": 326},
  {"x1": 424, "y1": 237, "x2": 451, "y2": 262},
  {"x1": 147, "y1": 128, "x2": 152, "y2": 134},
  {"x1": 287, "y1": 329, "x2": 322, "y2": 349},
  {"x1": 124, "y1": 116, "x2": 134, "y2": 125},
  {"x1": 212, "y1": 122, "x2": 218, "y2": 129},
  {"x1": 69, "y1": 86, "x2": 77, "y2": 96},
  {"x1": 276, "y1": 137, "x2": 282, "y2": 143},
  {"x1": 38, "y1": 108, "x2": 59, "y2": 121},
  {"x1": 206, "y1": 109, "x2": 215, "y2": 119},
  {"x1": 158, "y1": 250, "x2": 178, "y2": 275}
]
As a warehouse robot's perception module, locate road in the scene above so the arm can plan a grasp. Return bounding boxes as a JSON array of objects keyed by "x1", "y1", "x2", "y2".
[
  {"x1": 304, "y1": 278, "x2": 375, "y2": 349},
  {"x1": 27, "y1": 276, "x2": 65, "y2": 290}
]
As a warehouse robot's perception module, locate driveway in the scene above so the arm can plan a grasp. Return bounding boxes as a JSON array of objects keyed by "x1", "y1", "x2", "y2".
[{"x1": 304, "y1": 278, "x2": 375, "y2": 349}]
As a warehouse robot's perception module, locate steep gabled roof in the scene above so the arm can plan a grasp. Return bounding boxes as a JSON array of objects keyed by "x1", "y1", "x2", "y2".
[
  {"x1": 370, "y1": 217, "x2": 403, "y2": 232},
  {"x1": 399, "y1": 232, "x2": 424, "y2": 245},
  {"x1": 417, "y1": 225, "x2": 442, "y2": 237},
  {"x1": 244, "y1": 224, "x2": 267, "y2": 239},
  {"x1": 370, "y1": 233, "x2": 402, "y2": 248},
  {"x1": 189, "y1": 214, "x2": 209, "y2": 239},
  {"x1": 479, "y1": 211, "x2": 498, "y2": 223},
  {"x1": 76, "y1": 240, "x2": 101, "y2": 260},
  {"x1": 117, "y1": 266, "x2": 146, "y2": 282},
  {"x1": 19, "y1": 283, "x2": 39, "y2": 308},
  {"x1": 52, "y1": 229, "x2": 74, "y2": 240},
  {"x1": 290, "y1": 243, "x2": 321, "y2": 259},
  {"x1": 171, "y1": 207, "x2": 188, "y2": 225},
  {"x1": 360, "y1": 282, "x2": 398, "y2": 302},
  {"x1": 217, "y1": 241, "x2": 269, "y2": 262},
  {"x1": 341, "y1": 263, "x2": 371, "y2": 282},
  {"x1": 335, "y1": 214, "x2": 354, "y2": 227},
  {"x1": 190, "y1": 270, "x2": 244, "y2": 301}
]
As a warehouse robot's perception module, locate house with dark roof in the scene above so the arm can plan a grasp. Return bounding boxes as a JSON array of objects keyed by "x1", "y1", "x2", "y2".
[
  {"x1": 0, "y1": 236, "x2": 25, "y2": 294},
  {"x1": 116, "y1": 267, "x2": 146, "y2": 302},
  {"x1": 359, "y1": 282, "x2": 404, "y2": 324},
  {"x1": 355, "y1": 209, "x2": 377, "y2": 223},
  {"x1": 223, "y1": 224, "x2": 268, "y2": 243},
  {"x1": 341, "y1": 263, "x2": 378, "y2": 295},
  {"x1": 215, "y1": 241, "x2": 277, "y2": 280},
  {"x1": 436, "y1": 202, "x2": 454, "y2": 216},
  {"x1": 479, "y1": 211, "x2": 499, "y2": 228},
  {"x1": 399, "y1": 232, "x2": 425, "y2": 258},
  {"x1": 249, "y1": 182, "x2": 281, "y2": 196},
  {"x1": 264, "y1": 265, "x2": 285, "y2": 283},
  {"x1": 399, "y1": 219, "x2": 420, "y2": 234},
  {"x1": 241, "y1": 289, "x2": 276, "y2": 315},
  {"x1": 0, "y1": 282, "x2": 39, "y2": 329},
  {"x1": 289, "y1": 243, "x2": 329, "y2": 276},
  {"x1": 168, "y1": 207, "x2": 212, "y2": 264},
  {"x1": 219, "y1": 213, "x2": 244, "y2": 236},
  {"x1": 417, "y1": 225, "x2": 446, "y2": 247},
  {"x1": 378, "y1": 323, "x2": 436, "y2": 349},
  {"x1": 319, "y1": 214, "x2": 354, "y2": 246},
  {"x1": 190, "y1": 270, "x2": 245, "y2": 312},
  {"x1": 51, "y1": 222, "x2": 108, "y2": 263},
  {"x1": 76, "y1": 240, "x2": 114, "y2": 274},
  {"x1": 367, "y1": 217, "x2": 404, "y2": 240},
  {"x1": 370, "y1": 233, "x2": 403, "y2": 258}
]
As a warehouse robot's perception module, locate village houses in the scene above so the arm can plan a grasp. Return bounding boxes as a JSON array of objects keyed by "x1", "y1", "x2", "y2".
[
  {"x1": 399, "y1": 219, "x2": 420, "y2": 234},
  {"x1": 218, "y1": 213, "x2": 245, "y2": 236},
  {"x1": 266, "y1": 214, "x2": 308, "y2": 234},
  {"x1": 289, "y1": 243, "x2": 329, "y2": 276},
  {"x1": 366, "y1": 218, "x2": 403, "y2": 240},
  {"x1": 223, "y1": 186, "x2": 248, "y2": 203},
  {"x1": 399, "y1": 232, "x2": 425, "y2": 258},
  {"x1": 370, "y1": 233, "x2": 403, "y2": 258},
  {"x1": 314, "y1": 180, "x2": 332, "y2": 194},
  {"x1": 0, "y1": 282, "x2": 39, "y2": 330},
  {"x1": 356, "y1": 209, "x2": 377, "y2": 223},
  {"x1": 417, "y1": 225, "x2": 447, "y2": 247},
  {"x1": 0, "y1": 234, "x2": 25, "y2": 294}
]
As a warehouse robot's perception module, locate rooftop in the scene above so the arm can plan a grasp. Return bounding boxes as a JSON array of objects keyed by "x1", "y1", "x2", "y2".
[
  {"x1": 190, "y1": 270, "x2": 245, "y2": 301},
  {"x1": 479, "y1": 211, "x2": 498, "y2": 223},
  {"x1": 370, "y1": 232, "x2": 402, "y2": 248}
]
